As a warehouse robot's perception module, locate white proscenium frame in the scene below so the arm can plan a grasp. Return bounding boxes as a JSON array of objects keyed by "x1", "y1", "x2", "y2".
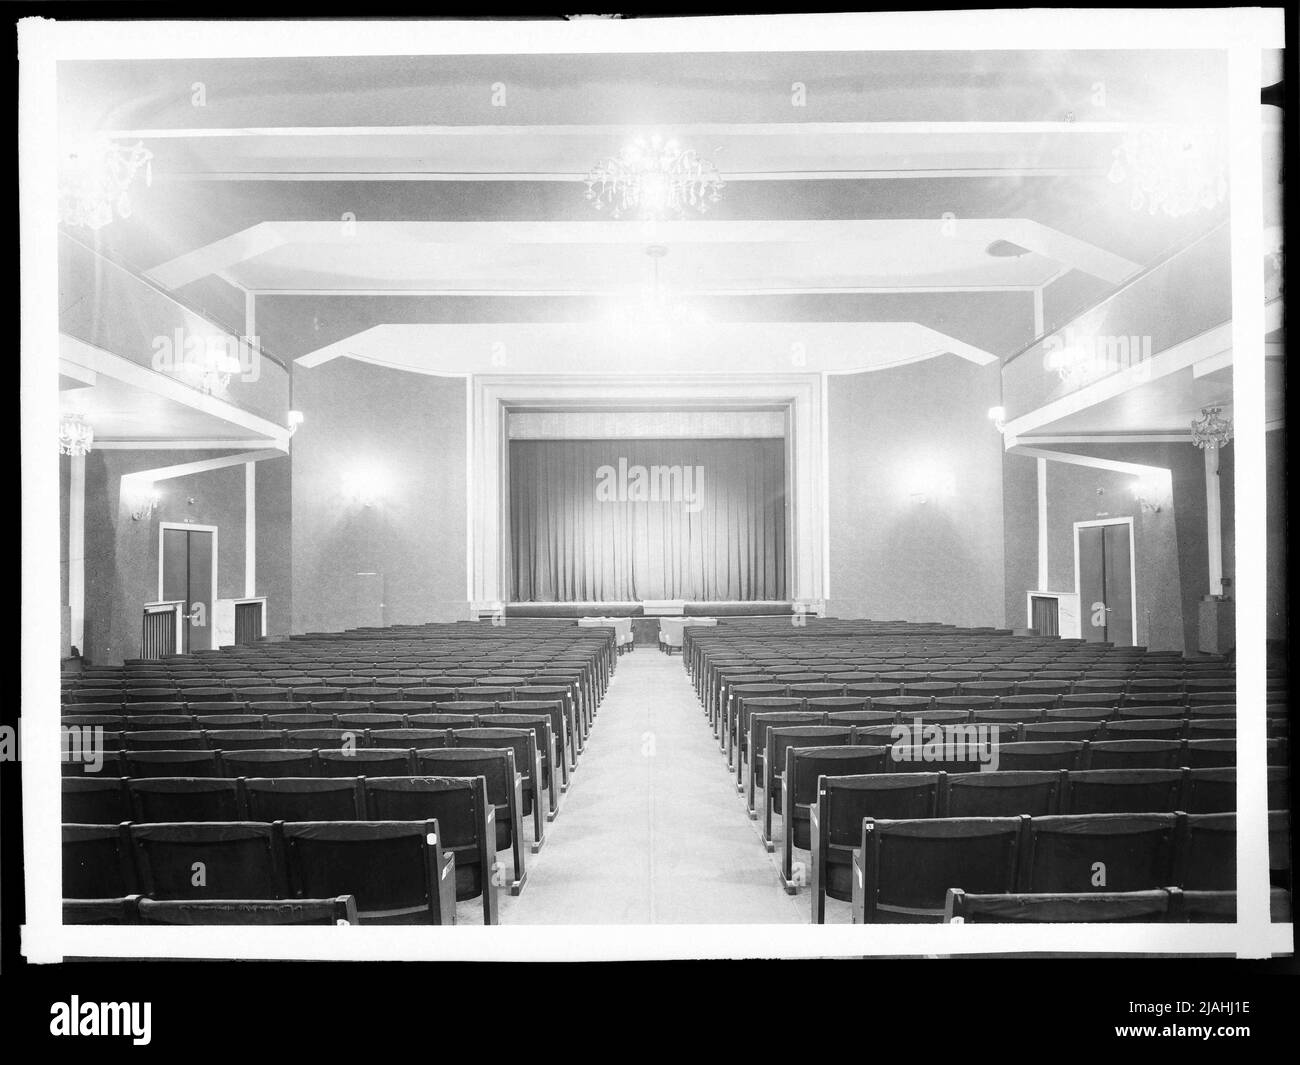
[
  {"x1": 157, "y1": 522, "x2": 220, "y2": 645},
  {"x1": 469, "y1": 374, "x2": 825, "y2": 609},
  {"x1": 1072, "y1": 516, "x2": 1138, "y2": 647}
]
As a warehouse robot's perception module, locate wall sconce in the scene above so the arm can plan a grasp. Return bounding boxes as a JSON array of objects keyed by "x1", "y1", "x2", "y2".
[
  {"x1": 988, "y1": 406, "x2": 1007, "y2": 433},
  {"x1": 905, "y1": 464, "x2": 956, "y2": 506},
  {"x1": 342, "y1": 468, "x2": 387, "y2": 509},
  {"x1": 286, "y1": 410, "x2": 305, "y2": 437},
  {"x1": 129, "y1": 484, "x2": 161, "y2": 521},
  {"x1": 1132, "y1": 477, "x2": 1163, "y2": 514}
]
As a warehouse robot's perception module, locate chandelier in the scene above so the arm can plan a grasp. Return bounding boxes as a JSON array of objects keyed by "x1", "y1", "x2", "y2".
[
  {"x1": 1107, "y1": 125, "x2": 1227, "y2": 219},
  {"x1": 585, "y1": 135, "x2": 724, "y2": 220},
  {"x1": 605, "y1": 244, "x2": 710, "y2": 340},
  {"x1": 58, "y1": 412, "x2": 93, "y2": 457},
  {"x1": 1191, "y1": 406, "x2": 1233, "y2": 450},
  {"x1": 59, "y1": 136, "x2": 153, "y2": 231}
]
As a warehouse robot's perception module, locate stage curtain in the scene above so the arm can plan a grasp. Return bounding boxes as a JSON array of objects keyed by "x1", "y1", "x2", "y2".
[{"x1": 509, "y1": 438, "x2": 787, "y2": 602}]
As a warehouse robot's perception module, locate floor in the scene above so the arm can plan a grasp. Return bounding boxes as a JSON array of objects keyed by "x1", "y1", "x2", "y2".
[{"x1": 458, "y1": 647, "x2": 838, "y2": 924}]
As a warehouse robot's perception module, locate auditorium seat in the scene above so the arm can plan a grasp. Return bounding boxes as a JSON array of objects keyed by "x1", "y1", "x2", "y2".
[
  {"x1": 805, "y1": 768, "x2": 939, "y2": 920},
  {"x1": 280, "y1": 819, "x2": 458, "y2": 925},
  {"x1": 64, "y1": 823, "x2": 137, "y2": 898},
  {"x1": 243, "y1": 777, "x2": 366, "y2": 821},
  {"x1": 206, "y1": 729, "x2": 286, "y2": 751},
  {"x1": 412, "y1": 748, "x2": 527, "y2": 891},
  {"x1": 129, "y1": 822, "x2": 286, "y2": 900},
  {"x1": 63, "y1": 777, "x2": 130, "y2": 825},
  {"x1": 317, "y1": 748, "x2": 415, "y2": 777},
  {"x1": 993, "y1": 741, "x2": 1086, "y2": 772},
  {"x1": 851, "y1": 816, "x2": 1023, "y2": 922},
  {"x1": 220, "y1": 749, "x2": 316, "y2": 778},
  {"x1": 127, "y1": 777, "x2": 244, "y2": 822},
  {"x1": 779, "y1": 745, "x2": 893, "y2": 890},
  {"x1": 942, "y1": 770, "x2": 1063, "y2": 818},
  {"x1": 361, "y1": 779, "x2": 498, "y2": 922},
  {"x1": 1061, "y1": 769, "x2": 1185, "y2": 814},
  {"x1": 762, "y1": 725, "x2": 855, "y2": 849},
  {"x1": 452, "y1": 727, "x2": 544, "y2": 849},
  {"x1": 1087, "y1": 739, "x2": 1183, "y2": 770},
  {"x1": 122, "y1": 749, "x2": 222, "y2": 778},
  {"x1": 1018, "y1": 813, "x2": 1179, "y2": 892}
]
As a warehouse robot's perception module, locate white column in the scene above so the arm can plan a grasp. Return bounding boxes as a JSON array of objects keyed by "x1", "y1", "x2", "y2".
[
  {"x1": 1205, "y1": 445, "x2": 1223, "y2": 595},
  {"x1": 69, "y1": 454, "x2": 85, "y2": 653},
  {"x1": 244, "y1": 461, "x2": 256, "y2": 598},
  {"x1": 1036, "y1": 457, "x2": 1049, "y2": 590},
  {"x1": 1033, "y1": 287, "x2": 1045, "y2": 338}
]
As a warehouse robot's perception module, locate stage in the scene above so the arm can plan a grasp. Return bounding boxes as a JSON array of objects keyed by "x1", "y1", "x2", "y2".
[{"x1": 499, "y1": 601, "x2": 800, "y2": 645}]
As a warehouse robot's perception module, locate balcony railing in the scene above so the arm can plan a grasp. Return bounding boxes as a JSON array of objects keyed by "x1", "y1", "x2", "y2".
[{"x1": 59, "y1": 231, "x2": 289, "y2": 428}]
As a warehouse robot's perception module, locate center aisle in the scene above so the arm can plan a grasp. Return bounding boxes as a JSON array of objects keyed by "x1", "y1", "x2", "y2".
[{"x1": 503, "y1": 647, "x2": 806, "y2": 924}]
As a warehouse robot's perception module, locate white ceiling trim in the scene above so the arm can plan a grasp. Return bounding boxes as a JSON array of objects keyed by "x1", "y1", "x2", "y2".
[
  {"x1": 146, "y1": 217, "x2": 1138, "y2": 293},
  {"x1": 293, "y1": 320, "x2": 999, "y2": 375},
  {"x1": 1009, "y1": 445, "x2": 1170, "y2": 478}
]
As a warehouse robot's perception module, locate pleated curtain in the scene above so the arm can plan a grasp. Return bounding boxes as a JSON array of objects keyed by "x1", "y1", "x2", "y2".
[{"x1": 509, "y1": 438, "x2": 787, "y2": 602}]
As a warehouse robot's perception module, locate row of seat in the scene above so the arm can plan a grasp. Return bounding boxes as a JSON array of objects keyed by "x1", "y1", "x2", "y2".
[
  {"x1": 844, "y1": 811, "x2": 1283, "y2": 923},
  {"x1": 943, "y1": 887, "x2": 1293, "y2": 925},
  {"x1": 66, "y1": 761, "x2": 538, "y2": 905},
  {"x1": 748, "y1": 725, "x2": 1280, "y2": 841},
  {"x1": 65, "y1": 817, "x2": 468, "y2": 924},
  {"x1": 65, "y1": 895, "x2": 362, "y2": 926},
  {"x1": 61, "y1": 621, "x2": 621, "y2": 922},
  {"x1": 795, "y1": 763, "x2": 1289, "y2": 918}
]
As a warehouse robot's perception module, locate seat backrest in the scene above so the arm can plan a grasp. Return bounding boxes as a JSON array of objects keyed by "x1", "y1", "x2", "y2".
[
  {"x1": 1022, "y1": 720, "x2": 1103, "y2": 741},
  {"x1": 362, "y1": 777, "x2": 486, "y2": 850},
  {"x1": 219, "y1": 749, "x2": 316, "y2": 778},
  {"x1": 63, "y1": 896, "x2": 141, "y2": 925},
  {"x1": 945, "y1": 887, "x2": 1171, "y2": 923},
  {"x1": 411, "y1": 748, "x2": 516, "y2": 806},
  {"x1": 1062, "y1": 768, "x2": 1185, "y2": 814},
  {"x1": 280, "y1": 819, "x2": 441, "y2": 920},
  {"x1": 821, "y1": 771, "x2": 941, "y2": 846},
  {"x1": 1020, "y1": 812, "x2": 1179, "y2": 892},
  {"x1": 62, "y1": 778, "x2": 129, "y2": 825},
  {"x1": 315, "y1": 748, "x2": 414, "y2": 778},
  {"x1": 123, "y1": 729, "x2": 205, "y2": 751},
  {"x1": 943, "y1": 770, "x2": 1063, "y2": 817},
  {"x1": 449, "y1": 727, "x2": 535, "y2": 780},
  {"x1": 1087, "y1": 739, "x2": 1184, "y2": 770},
  {"x1": 129, "y1": 821, "x2": 286, "y2": 900},
  {"x1": 128, "y1": 777, "x2": 245, "y2": 822},
  {"x1": 786, "y1": 746, "x2": 890, "y2": 807},
  {"x1": 1105, "y1": 719, "x2": 1186, "y2": 741},
  {"x1": 63, "y1": 823, "x2": 136, "y2": 898},
  {"x1": 205, "y1": 729, "x2": 286, "y2": 752},
  {"x1": 749, "y1": 711, "x2": 826, "y2": 757},
  {"x1": 242, "y1": 777, "x2": 364, "y2": 821},
  {"x1": 768, "y1": 726, "x2": 855, "y2": 776},
  {"x1": 1179, "y1": 812, "x2": 1234, "y2": 890},
  {"x1": 994, "y1": 741, "x2": 1087, "y2": 772},
  {"x1": 1184, "y1": 739, "x2": 1236, "y2": 768},
  {"x1": 860, "y1": 816, "x2": 1023, "y2": 920}
]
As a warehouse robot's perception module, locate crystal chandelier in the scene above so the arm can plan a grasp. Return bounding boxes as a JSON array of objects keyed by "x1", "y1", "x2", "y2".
[
  {"x1": 58, "y1": 412, "x2": 93, "y2": 456},
  {"x1": 1107, "y1": 125, "x2": 1227, "y2": 219},
  {"x1": 59, "y1": 136, "x2": 153, "y2": 231},
  {"x1": 1191, "y1": 406, "x2": 1233, "y2": 450},
  {"x1": 585, "y1": 135, "x2": 724, "y2": 220}
]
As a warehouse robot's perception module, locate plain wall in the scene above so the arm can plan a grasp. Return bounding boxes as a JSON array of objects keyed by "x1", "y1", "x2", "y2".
[
  {"x1": 290, "y1": 358, "x2": 468, "y2": 633},
  {"x1": 827, "y1": 356, "x2": 1007, "y2": 627}
]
